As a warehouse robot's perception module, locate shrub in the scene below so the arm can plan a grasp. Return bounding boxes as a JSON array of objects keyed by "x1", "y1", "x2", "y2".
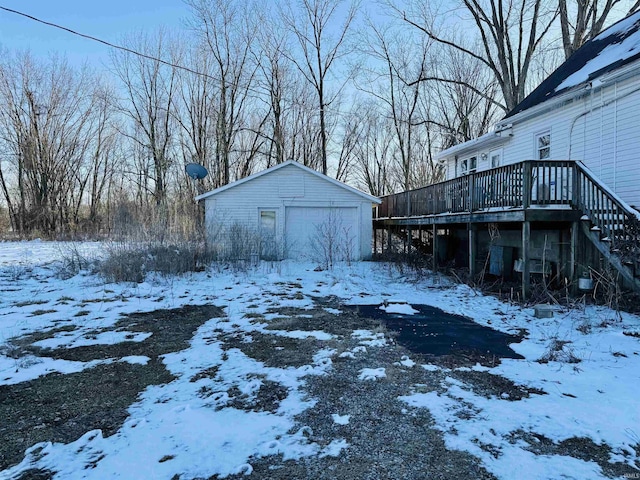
[
  {"x1": 538, "y1": 338, "x2": 581, "y2": 364},
  {"x1": 98, "y1": 240, "x2": 214, "y2": 283},
  {"x1": 309, "y1": 210, "x2": 356, "y2": 270}
]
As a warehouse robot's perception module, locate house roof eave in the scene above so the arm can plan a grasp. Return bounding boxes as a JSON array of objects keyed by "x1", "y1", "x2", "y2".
[{"x1": 435, "y1": 131, "x2": 509, "y2": 161}]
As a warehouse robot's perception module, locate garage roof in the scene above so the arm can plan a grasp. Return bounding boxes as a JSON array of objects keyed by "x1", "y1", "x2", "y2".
[{"x1": 194, "y1": 160, "x2": 381, "y2": 204}]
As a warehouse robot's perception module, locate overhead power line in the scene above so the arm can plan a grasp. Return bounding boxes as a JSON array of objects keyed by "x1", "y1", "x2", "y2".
[{"x1": 0, "y1": 5, "x2": 218, "y2": 81}]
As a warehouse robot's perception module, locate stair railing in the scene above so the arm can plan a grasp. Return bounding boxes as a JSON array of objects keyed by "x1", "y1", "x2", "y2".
[{"x1": 574, "y1": 162, "x2": 640, "y2": 260}]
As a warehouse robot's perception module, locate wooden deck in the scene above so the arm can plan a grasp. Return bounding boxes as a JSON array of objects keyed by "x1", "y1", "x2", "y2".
[
  {"x1": 373, "y1": 160, "x2": 640, "y2": 297},
  {"x1": 375, "y1": 160, "x2": 577, "y2": 222}
]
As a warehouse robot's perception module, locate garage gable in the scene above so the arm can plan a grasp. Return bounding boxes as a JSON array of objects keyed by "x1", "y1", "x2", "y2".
[{"x1": 195, "y1": 161, "x2": 381, "y2": 205}]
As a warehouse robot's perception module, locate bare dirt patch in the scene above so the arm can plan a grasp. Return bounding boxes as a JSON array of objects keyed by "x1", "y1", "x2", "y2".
[
  {"x1": 450, "y1": 370, "x2": 546, "y2": 400},
  {"x1": 222, "y1": 341, "x2": 496, "y2": 480},
  {"x1": 0, "y1": 304, "x2": 222, "y2": 471},
  {"x1": 265, "y1": 296, "x2": 384, "y2": 337},
  {"x1": 221, "y1": 332, "x2": 324, "y2": 368},
  {"x1": 509, "y1": 431, "x2": 640, "y2": 478}
]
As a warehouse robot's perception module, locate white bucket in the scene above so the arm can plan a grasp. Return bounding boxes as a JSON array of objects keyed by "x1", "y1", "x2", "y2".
[{"x1": 578, "y1": 277, "x2": 593, "y2": 291}]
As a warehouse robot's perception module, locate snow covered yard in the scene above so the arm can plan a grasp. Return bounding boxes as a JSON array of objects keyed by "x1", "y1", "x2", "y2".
[{"x1": 0, "y1": 241, "x2": 639, "y2": 479}]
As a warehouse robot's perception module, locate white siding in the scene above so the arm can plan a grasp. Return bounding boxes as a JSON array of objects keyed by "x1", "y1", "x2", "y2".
[
  {"x1": 441, "y1": 73, "x2": 640, "y2": 208},
  {"x1": 203, "y1": 163, "x2": 375, "y2": 260}
]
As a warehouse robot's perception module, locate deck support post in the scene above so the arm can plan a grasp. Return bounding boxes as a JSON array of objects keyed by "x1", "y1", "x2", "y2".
[
  {"x1": 387, "y1": 225, "x2": 392, "y2": 253},
  {"x1": 469, "y1": 223, "x2": 477, "y2": 278},
  {"x1": 522, "y1": 221, "x2": 531, "y2": 299},
  {"x1": 570, "y1": 221, "x2": 579, "y2": 294},
  {"x1": 432, "y1": 224, "x2": 438, "y2": 272},
  {"x1": 373, "y1": 226, "x2": 378, "y2": 256}
]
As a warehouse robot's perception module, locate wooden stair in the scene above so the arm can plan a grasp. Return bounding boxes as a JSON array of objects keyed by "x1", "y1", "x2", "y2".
[{"x1": 575, "y1": 162, "x2": 640, "y2": 292}]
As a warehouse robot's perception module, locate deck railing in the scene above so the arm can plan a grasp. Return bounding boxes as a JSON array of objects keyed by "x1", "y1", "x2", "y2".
[
  {"x1": 574, "y1": 162, "x2": 640, "y2": 254},
  {"x1": 375, "y1": 160, "x2": 576, "y2": 218}
]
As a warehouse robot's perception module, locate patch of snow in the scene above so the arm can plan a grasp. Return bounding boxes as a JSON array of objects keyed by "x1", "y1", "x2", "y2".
[
  {"x1": 271, "y1": 330, "x2": 333, "y2": 341},
  {"x1": 331, "y1": 414, "x2": 350, "y2": 425},
  {"x1": 323, "y1": 308, "x2": 342, "y2": 315},
  {"x1": 0, "y1": 356, "x2": 104, "y2": 386},
  {"x1": 421, "y1": 364, "x2": 441, "y2": 372},
  {"x1": 556, "y1": 12, "x2": 640, "y2": 92},
  {"x1": 358, "y1": 368, "x2": 386, "y2": 381},
  {"x1": 351, "y1": 329, "x2": 387, "y2": 347},
  {"x1": 319, "y1": 439, "x2": 349, "y2": 458},
  {"x1": 338, "y1": 351, "x2": 355, "y2": 359},
  {"x1": 394, "y1": 355, "x2": 416, "y2": 368},
  {"x1": 380, "y1": 303, "x2": 419, "y2": 315},
  {"x1": 120, "y1": 356, "x2": 150, "y2": 365},
  {"x1": 32, "y1": 331, "x2": 152, "y2": 349}
]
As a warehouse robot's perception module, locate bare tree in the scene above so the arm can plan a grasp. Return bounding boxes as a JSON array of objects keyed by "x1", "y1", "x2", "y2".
[
  {"x1": 250, "y1": 8, "x2": 291, "y2": 167},
  {"x1": 186, "y1": 0, "x2": 258, "y2": 186},
  {"x1": 428, "y1": 45, "x2": 500, "y2": 147},
  {"x1": 111, "y1": 29, "x2": 178, "y2": 206},
  {"x1": 174, "y1": 47, "x2": 217, "y2": 192},
  {"x1": 282, "y1": 0, "x2": 359, "y2": 175},
  {"x1": 83, "y1": 84, "x2": 120, "y2": 232},
  {"x1": 286, "y1": 80, "x2": 323, "y2": 170},
  {"x1": 0, "y1": 52, "x2": 99, "y2": 235},
  {"x1": 559, "y1": 0, "x2": 639, "y2": 59},
  {"x1": 401, "y1": 0, "x2": 558, "y2": 112},
  {"x1": 349, "y1": 99, "x2": 394, "y2": 195},
  {"x1": 357, "y1": 21, "x2": 430, "y2": 190}
]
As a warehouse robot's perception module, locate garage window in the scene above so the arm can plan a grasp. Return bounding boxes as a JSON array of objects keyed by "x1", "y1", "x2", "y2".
[
  {"x1": 260, "y1": 210, "x2": 276, "y2": 235},
  {"x1": 260, "y1": 210, "x2": 277, "y2": 260}
]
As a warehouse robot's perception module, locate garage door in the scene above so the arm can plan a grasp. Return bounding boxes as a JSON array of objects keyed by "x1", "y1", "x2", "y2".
[{"x1": 285, "y1": 206, "x2": 358, "y2": 261}]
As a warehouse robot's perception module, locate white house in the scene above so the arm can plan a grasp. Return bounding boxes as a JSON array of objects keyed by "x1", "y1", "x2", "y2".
[
  {"x1": 437, "y1": 10, "x2": 640, "y2": 211},
  {"x1": 372, "y1": 12, "x2": 640, "y2": 296},
  {"x1": 195, "y1": 161, "x2": 381, "y2": 261}
]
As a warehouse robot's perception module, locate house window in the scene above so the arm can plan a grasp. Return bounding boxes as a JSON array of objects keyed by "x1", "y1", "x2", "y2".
[
  {"x1": 490, "y1": 150, "x2": 501, "y2": 168},
  {"x1": 469, "y1": 156, "x2": 477, "y2": 173},
  {"x1": 460, "y1": 156, "x2": 476, "y2": 175},
  {"x1": 536, "y1": 131, "x2": 551, "y2": 159}
]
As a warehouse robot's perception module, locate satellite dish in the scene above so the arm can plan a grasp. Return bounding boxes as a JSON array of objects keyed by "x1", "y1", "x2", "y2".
[{"x1": 185, "y1": 162, "x2": 208, "y2": 180}]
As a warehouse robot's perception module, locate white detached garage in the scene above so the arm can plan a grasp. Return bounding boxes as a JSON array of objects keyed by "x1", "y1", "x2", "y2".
[{"x1": 195, "y1": 161, "x2": 381, "y2": 261}]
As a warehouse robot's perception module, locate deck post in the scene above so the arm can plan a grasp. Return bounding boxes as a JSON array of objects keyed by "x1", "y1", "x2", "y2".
[
  {"x1": 571, "y1": 162, "x2": 580, "y2": 208},
  {"x1": 469, "y1": 223, "x2": 478, "y2": 279},
  {"x1": 373, "y1": 226, "x2": 378, "y2": 255},
  {"x1": 523, "y1": 162, "x2": 532, "y2": 209},
  {"x1": 522, "y1": 221, "x2": 531, "y2": 299},
  {"x1": 469, "y1": 223, "x2": 477, "y2": 278},
  {"x1": 432, "y1": 224, "x2": 438, "y2": 272},
  {"x1": 570, "y1": 221, "x2": 579, "y2": 294},
  {"x1": 387, "y1": 225, "x2": 392, "y2": 253}
]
